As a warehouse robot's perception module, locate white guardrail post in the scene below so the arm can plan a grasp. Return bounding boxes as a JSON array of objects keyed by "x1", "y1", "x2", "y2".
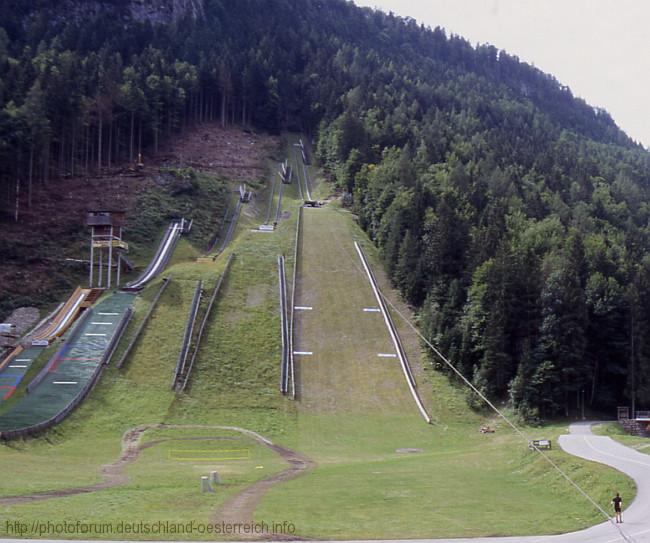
[{"x1": 354, "y1": 241, "x2": 432, "y2": 424}]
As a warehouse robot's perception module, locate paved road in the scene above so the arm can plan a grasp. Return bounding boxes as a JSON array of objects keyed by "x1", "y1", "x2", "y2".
[{"x1": 1, "y1": 423, "x2": 649, "y2": 543}]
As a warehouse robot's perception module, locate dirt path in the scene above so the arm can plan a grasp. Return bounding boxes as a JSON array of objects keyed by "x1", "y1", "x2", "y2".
[
  {"x1": 214, "y1": 437, "x2": 315, "y2": 540},
  {"x1": 0, "y1": 424, "x2": 314, "y2": 516}
]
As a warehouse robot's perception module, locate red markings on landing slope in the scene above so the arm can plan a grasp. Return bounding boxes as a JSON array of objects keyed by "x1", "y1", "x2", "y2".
[{"x1": 0, "y1": 386, "x2": 16, "y2": 400}]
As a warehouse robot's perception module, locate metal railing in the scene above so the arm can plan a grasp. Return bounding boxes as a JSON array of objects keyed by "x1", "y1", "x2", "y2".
[
  {"x1": 178, "y1": 254, "x2": 234, "y2": 393},
  {"x1": 354, "y1": 241, "x2": 431, "y2": 424},
  {"x1": 278, "y1": 255, "x2": 290, "y2": 394},
  {"x1": 288, "y1": 207, "x2": 302, "y2": 399},
  {"x1": 172, "y1": 281, "x2": 203, "y2": 390}
]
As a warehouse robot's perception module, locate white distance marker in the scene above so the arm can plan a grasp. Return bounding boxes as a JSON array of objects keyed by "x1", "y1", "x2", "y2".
[
  {"x1": 377, "y1": 353, "x2": 398, "y2": 358},
  {"x1": 53, "y1": 381, "x2": 78, "y2": 385},
  {"x1": 91, "y1": 322, "x2": 113, "y2": 325},
  {"x1": 85, "y1": 333, "x2": 107, "y2": 337},
  {"x1": 98, "y1": 312, "x2": 119, "y2": 316},
  {"x1": 9, "y1": 365, "x2": 27, "y2": 368},
  {"x1": 294, "y1": 306, "x2": 313, "y2": 311},
  {"x1": 293, "y1": 351, "x2": 313, "y2": 356},
  {"x1": 363, "y1": 308, "x2": 381, "y2": 312},
  {"x1": 15, "y1": 359, "x2": 32, "y2": 362}
]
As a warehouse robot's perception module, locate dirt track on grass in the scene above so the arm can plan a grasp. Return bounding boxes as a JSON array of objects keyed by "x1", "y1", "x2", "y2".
[
  {"x1": 0, "y1": 423, "x2": 314, "y2": 523},
  {"x1": 213, "y1": 436, "x2": 315, "y2": 540}
]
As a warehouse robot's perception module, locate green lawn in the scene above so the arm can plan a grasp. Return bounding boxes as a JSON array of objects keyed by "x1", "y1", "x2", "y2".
[
  {"x1": 593, "y1": 422, "x2": 650, "y2": 454},
  {"x1": 254, "y1": 205, "x2": 634, "y2": 539},
  {"x1": 2, "y1": 426, "x2": 285, "y2": 541},
  {"x1": 0, "y1": 136, "x2": 636, "y2": 540}
]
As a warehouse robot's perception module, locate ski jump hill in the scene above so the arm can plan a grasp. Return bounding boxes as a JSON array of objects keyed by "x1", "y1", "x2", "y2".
[{"x1": 0, "y1": 220, "x2": 188, "y2": 439}]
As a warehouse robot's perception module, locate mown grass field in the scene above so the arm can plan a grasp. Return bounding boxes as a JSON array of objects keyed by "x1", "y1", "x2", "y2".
[
  {"x1": 255, "y1": 205, "x2": 634, "y2": 539},
  {"x1": 0, "y1": 134, "x2": 636, "y2": 540},
  {"x1": 594, "y1": 422, "x2": 650, "y2": 454}
]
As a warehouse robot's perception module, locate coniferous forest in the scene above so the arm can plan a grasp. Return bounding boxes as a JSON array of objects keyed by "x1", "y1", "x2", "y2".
[{"x1": 1, "y1": 0, "x2": 650, "y2": 419}]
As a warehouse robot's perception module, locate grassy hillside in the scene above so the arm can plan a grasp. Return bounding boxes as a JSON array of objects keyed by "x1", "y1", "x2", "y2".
[
  {"x1": 0, "y1": 136, "x2": 635, "y2": 540},
  {"x1": 3, "y1": 0, "x2": 649, "y2": 417},
  {"x1": 256, "y1": 205, "x2": 633, "y2": 539}
]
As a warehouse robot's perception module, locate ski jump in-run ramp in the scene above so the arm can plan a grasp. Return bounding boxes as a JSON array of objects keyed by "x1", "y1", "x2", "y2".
[
  {"x1": 0, "y1": 287, "x2": 101, "y2": 400},
  {"x1": 123, "y1": 219, "x2": 186, "y2": 291}
]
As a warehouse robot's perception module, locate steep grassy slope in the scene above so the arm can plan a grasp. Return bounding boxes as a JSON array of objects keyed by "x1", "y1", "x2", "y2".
[
  {"x1": 0, "y1": 136, "x2": 635, "y2": 540},
  {"x1": 256, "y1": 205, "x2": 634, "y2": 539}
]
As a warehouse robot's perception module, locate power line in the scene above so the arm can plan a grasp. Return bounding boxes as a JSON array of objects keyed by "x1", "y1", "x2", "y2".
[
  {"x1": 378, "y1": 289, "x2": 636, "y2": 543},
  {"x1": 339, "y1": 228, "x2": 636, "y2": 543}
]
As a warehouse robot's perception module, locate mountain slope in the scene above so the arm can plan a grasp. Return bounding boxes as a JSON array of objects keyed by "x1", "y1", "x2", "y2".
[{"x1": 1, "y1": 0, "x2": 649, "y2": 417}]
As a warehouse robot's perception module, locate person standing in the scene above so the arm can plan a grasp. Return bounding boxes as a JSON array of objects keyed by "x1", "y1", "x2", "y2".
[{"x1": 612, "y1": 492, "x2": 623, "y2": 523}]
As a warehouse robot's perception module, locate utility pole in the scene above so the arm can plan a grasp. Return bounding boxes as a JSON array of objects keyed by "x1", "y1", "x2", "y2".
[
  {"x1": 89, "y1": 226, "x2": 95, "y2": 287},
  {"x1": 630, "y1": 304, "x2": 636, "y2": 418}
]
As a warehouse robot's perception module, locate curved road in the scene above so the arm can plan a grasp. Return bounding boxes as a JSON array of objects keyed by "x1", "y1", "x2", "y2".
[{"x1": 3, "y1": 423, "x2": 650, "y2": 543}]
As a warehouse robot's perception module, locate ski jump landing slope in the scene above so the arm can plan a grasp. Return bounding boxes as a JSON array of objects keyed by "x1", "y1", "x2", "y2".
[
  {"x1": 0, "y1": 287, "x2": 96, "y2": 401},
  {"x1": 0, "y1": 292, "x2": 133, "y2": 438},
  {"x1": 0, "y1": 345, "x2": 43, "y2": 401}
]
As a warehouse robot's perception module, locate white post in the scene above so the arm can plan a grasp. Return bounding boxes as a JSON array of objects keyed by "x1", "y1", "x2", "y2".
[
  {"x1": 89, "y1": 226, "x2": 95, "y2": 287},
  {"x1": 200, "y1": 476, "x2": 213, "y2": 493},
  {"x1": 98, "y1": 250, "x2": 103, "y2": 287},
  {"x1": 107, "y1": 226, "x2": 113, "y2": 289}
]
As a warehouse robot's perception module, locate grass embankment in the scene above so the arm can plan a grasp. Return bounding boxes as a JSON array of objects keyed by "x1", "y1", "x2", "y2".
[
  {"x1": 122, "y1": 168, "x2": 230, "y2": 279},
  {"x1": 255, "y1": 205, "x2": 634, "y2": 539},
  {"x1": 594, "y1": 422, "x2": 650, "y2": 454},
  {"x1": 0, "y1": 135, "x2": 635, "y2": 540},
  {"x1": 0, "y1": 141, "x2": 301, "y2": 540}
]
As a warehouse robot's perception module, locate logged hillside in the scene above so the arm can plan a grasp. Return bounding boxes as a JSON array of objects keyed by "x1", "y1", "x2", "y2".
[{"x1": 1, "y1": 0, "x2": 649, "y2": 418}]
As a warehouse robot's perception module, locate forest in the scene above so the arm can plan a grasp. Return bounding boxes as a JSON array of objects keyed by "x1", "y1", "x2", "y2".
[{"x1": 1, "y1": 0, "x2": 649, "y2": 419}]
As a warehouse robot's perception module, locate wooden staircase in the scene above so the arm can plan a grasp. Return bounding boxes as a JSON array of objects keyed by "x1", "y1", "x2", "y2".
[{"x1": 82, "y1": 288, "x2": 104, "y2": 308}]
